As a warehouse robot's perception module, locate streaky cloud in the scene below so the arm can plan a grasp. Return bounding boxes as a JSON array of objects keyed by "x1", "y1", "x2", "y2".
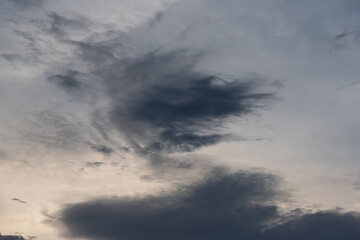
[
  {"x1": 11, "y1": 198, "x2": 27, "y2": 204},
  {"x1": 90, "y1": 144, "x2": 113, "y2": 155}
]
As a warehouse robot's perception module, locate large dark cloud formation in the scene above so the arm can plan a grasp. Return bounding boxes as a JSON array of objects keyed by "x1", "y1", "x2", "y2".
[
  {"x1": 85, "y1": 49, "x2": 275, "y2": 155},
  {"x1": 111, "y1": 52, "x2": 273, "y2": 153},
  {"x1": 58, "y1": 168, "x2": 360, "y2": 240},
  {"x1": 59, "y1": 169, "x2": 280, "y2": 240}
]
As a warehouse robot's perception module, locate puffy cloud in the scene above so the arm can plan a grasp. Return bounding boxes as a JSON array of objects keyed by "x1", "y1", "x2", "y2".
[
  {"x1": 58, "y1": 168, "x2": 360, "y2": 240},
  {"x1": 58, "y1": 168, "x2": 281, "y2": 240}
]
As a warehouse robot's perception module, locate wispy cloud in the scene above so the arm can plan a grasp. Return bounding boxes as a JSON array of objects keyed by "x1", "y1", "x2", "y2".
[
  {"x1": 9, "y1": 7, "x2": 278, "y2": 161},
  {"x1": 6, "y1": 0, "x2": 42, "y2": 9},
  {"x1": 11, "y1": 198, "x2": 27, "y2": 204}
]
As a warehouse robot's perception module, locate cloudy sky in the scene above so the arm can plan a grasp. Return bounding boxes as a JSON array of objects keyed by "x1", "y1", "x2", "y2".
[{"x1": 1, "y1": 0, "x2": 360, "y2": 239}]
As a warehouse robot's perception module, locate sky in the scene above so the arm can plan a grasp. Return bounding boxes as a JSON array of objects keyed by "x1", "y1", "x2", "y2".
[{"x1": 1, "y1": 0, "x2": 360, "y2": 239}]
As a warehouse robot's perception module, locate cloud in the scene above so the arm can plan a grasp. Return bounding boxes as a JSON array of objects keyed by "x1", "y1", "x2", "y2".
[
  {"x1": 1, "y1": 1, "x2": 360, "y2": 239},
  {"x1": 57, "y1": 168, "x2": 281, "y2": 240},
  {"x1": 0, "y1": 54, "x2": 28, "y2": 64},
  {"x1": 331, "y1": 30, "x2": 359, "y2": 50},
  {"x1": 85, "y1": 161, "x2": 104, "y2": 168},
  {"x1": 90, "y1": 145, "x2": 113, "y2": 155},
  {"x1": 46, "y1": 12, "x2": 91, "y2": 39},
  {"x1": 57, "y1": 168, "x2": 360, "y2": 240},
  {"x1": 18, "y1": 108, "x2": 94, "y2": 152},
  {"x1": 47, "y1": 70, "x2": 82, "y2": 90},
  {"x1": 6, "y1": 0, "x2": 42, "y2": 9},
  {"x1": 6, "y1": 2, "x2": 277, "y2": 158},
  {"x1": 3, "y1": 30, "x2": 43, "y2": 63},
  {"x1": 11, "y1": 198, "x2": 27, "y2": 204},
  {"x1": 1, "y1": 0, "x2": 279, "y2": 161},
  {"x1": 264, "y1": 211, "x2": 360, "y2": 240},
  {"x1": 92, "y1": 50, "x2": 276, "y2": 155},
  {"x1": 0, "y1": 234, "x2": 25, "y2": 240}
]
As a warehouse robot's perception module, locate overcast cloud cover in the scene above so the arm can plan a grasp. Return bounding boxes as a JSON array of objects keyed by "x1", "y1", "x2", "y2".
[{"x1": 1, "y1": 0, "x2": 360, "y2": 239}]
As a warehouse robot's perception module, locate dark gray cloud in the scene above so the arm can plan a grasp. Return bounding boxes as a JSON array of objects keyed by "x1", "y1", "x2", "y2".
[
  {"x1": 58, "y1": 168, "x2": 280, "y2": 240},
  {"x1": 331, "y1": 30, "x2": 359, "y2": 50},
  {"x1": 85, "y1": 161, "x2": 104, "y2": 168},
  {"x1": 148, "y1": 12, "x2": 164, "y2": 28},
  {"x1": 11, "y1": 198, "x2": 27, "y2": 204},
  {"x1": 92, "y1": 50, "x2": 276, "y2": 155},
  {"x1": 177, "y1": 162, "x2": 192, "y2": 169},
  {"x1": 57, "y1": 168, "x2": 360, "y2": 240},
  {"x1": 0, "y1": 54, "x2": 28, "y2": 63},
  {"x1": 47, "y1": 70, "x2": 82, "y2": 90},
  {"x1": 69, "y1": 39, "x2": 121, "y2": 67},
  {"x1": 90, "y1": 145, "x2": 113, "y2": 155},
  {"x1": 0, "y1": 234, "x2": 25, "y2": 240},
  {"x1": 264, "y1": 211, "x2": 360, "y2": 240}
]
